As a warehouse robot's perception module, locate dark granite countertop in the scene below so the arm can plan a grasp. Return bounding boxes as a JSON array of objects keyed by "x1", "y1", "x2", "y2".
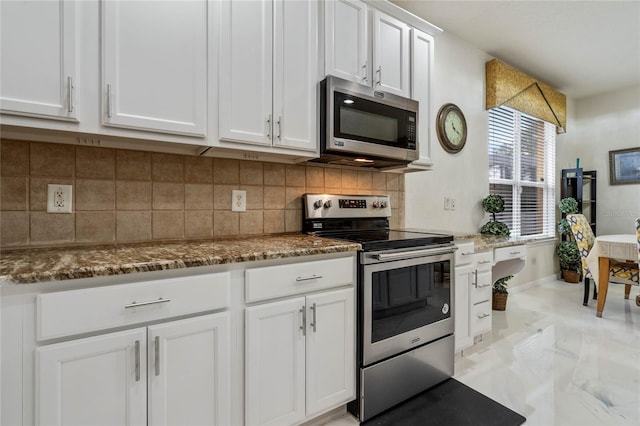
[{"x1": 0, "y1": 234, "x2": 361, "y2": 284}]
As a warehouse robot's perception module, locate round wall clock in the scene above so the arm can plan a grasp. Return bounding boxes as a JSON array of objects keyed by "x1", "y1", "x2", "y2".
[{"x1": 436, "y1": 103, "x2": 467, "y2": 153}]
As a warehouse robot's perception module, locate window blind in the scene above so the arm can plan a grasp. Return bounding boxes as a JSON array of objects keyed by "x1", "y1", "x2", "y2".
[{"x1": 488, "y1": 106, "x2": 556, "y2": 238}]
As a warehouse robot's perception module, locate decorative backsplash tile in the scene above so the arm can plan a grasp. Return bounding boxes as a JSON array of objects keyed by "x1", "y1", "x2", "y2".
[{"x1": 0, "y1": 139, "x2": 405, "y2": 248}]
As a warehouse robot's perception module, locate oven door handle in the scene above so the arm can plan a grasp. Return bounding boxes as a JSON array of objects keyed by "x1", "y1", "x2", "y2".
[{"x1": 374, "y1": 246, "x2": 456, "y2": 261}]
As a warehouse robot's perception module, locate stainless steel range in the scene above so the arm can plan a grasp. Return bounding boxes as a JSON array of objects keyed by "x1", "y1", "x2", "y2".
[{"x1": 302, "y1": 194, "x2": 456, "y2": 421}]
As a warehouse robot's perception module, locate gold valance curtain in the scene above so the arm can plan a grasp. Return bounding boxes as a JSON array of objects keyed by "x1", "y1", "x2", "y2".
[{"x1": 486, "y1": 59, "x2": 566, "y2": 133}]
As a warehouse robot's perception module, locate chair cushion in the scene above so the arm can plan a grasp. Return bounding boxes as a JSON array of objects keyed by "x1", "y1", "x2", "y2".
[{"x1": 609, "y1": 260, "x2": 639, "y2": 285}]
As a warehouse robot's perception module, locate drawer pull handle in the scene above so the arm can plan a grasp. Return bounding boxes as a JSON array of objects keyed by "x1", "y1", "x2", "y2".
[
  {"x1": 134, "y1": 340, "x2": 141, "y2": 381},
  {"x1": 477, "y1": 283, "x2": 491, "y2": 288},
  {"x1": 461, "y1": 251, "x2": 474, "y2": 256},
  {"x1": 477, "y1": 313, "x2": 490, "y2": 319},
  {"x1": 310, "y1": 303, "x2": 317, "y2": 333},
  {"x1": 124, "y1": 297, "x2": 171, "y2": 309},
  {"x1": 509, "y1": 251, "x2": 521, "y2": 255},
  {"x1": 477, "y1": 260, "x2": 492, "y2": 264},
  {"x1": 472, "y1": 270, "x2": 478, "y2": 288},
  {"x1": 296, "y1": 275, "x2": 322, "y2": 282}
]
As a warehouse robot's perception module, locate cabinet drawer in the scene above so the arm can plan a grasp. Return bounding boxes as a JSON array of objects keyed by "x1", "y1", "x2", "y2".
[
  {"x1": 245, "y1": 256, "x2": 355, "y2": 303},
  {"x1": 37, "y1": 272, "x2": 230, "y2": 340},
  {"x1": 494, "y1": 245, "x2": 527, "y2": 262},
  {"x1": 470, "y1": 300, "x2": 492, "y2": 335},
  {"x1": 470, "y1": 270, "x2": 492, "y2": 305},
  {"x1": 455, "y1": 241, "x2": 475, "y2": 266},
  {"x1": 474, "y1": 250, "x2": 493, "y2": 270}
]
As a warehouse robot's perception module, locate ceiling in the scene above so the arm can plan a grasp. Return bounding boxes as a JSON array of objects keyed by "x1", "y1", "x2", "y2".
[{"x1": 390, "y1": 0, "x2": 640, "y2": 99}]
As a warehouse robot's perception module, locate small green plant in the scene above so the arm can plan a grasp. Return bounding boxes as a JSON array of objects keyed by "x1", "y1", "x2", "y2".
[
  {"x1": 480, "y1": 194, "x2": 510, "y2": 236},
  {"x1": 558, "y1": 197, "x2": 578, "y2": 214},
  {"x1": 557, "y1": 217, "x2": 572, "y2": 237},
  {"x1": 493, "y1": 275, "x2": 513, "y2": 294},
  {"x1": 556, "y1": 241, "x2": 581, "y2": 272}
]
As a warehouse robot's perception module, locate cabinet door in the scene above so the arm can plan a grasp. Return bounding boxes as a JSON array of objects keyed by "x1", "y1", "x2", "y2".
[
  {"x1": 454, "y1": 263, "x2": 473, "y2": 352},
  {"x1": 371, "y1": 9, "x2": 410, "y2": 97},
  {"x1": 0, "y1": 0, "x2": 77, "y2": 120},
  {"x1": 246, "y1": 297, "x2": 306, "y2": 426},
  {"x1": 148, "y1": 313, "x2": 230, "y2": 426},
  {"x1": 324, "y1": 0, "x2": 368, "y2": 84},
  {"x1": 102, "y1": 0, "x2": 207, "y2": 136},
  {"x1": 219, "y1": 0, "x2": 273, "y2": 146},
  {"x1": 410, "y1": 28, "x2": 434, "y2": 167},
  {"x1": 273, "y1": 0, "x2": 318, "y2": 152},
  {"x1": 305, "y1": 288, "x2": 355, "y2": 417},
  {"x1": 36, "y1": 328, "x2": 147, "y2": 426}
]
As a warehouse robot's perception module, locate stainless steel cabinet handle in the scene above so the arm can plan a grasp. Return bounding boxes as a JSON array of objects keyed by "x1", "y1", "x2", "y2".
[
  {"x1": 461, "y1": 251, "x2": 474, "y2": 256},
  {"x1": 477, "y1": 260, "x2": 492, "y2": 264},
  {"x1": 106, "y1": 84, "x2": 112, "y2": 118},
  {"x1": 276, "y1": 116, "x2": 282, "y2": 140},
  {"x1": 300, "y1": 306, "x2": 306, "y2": 336},
  {"x1": 477, "y1": 313, "x2": 490, "y2": 319},
  {"x1": 361, "y1": 63, "x2": 368, "y2": 82},
  {"x1": 472, "y1": 270, "x2": 478, "y2": 288},
  {"x1": 477, "y1": 283, "x2": 491, "y2": 288},
  {"x1": 310, "y1": 303, "x2": 317, "y2": 333},
  {"x1": 67, "y1": 76, "x2": 74, "y2": 113},
  {"x1": 376, "y1": 66, "x2": 382, "y2": 86},
  {"x1": 296, "y1": 274, "x2": 322, "y2": 282},
  {"x1": 134, "y1": 340, "x2": 141, "y2": 381},
  {"x1": 154, "y1": 336, "x2": 160, "y2": 376},
  {"x1": 509, "y1": 251, "x2": 521, "y2": 255},
  {"x1": 124, "y1": 297, "x2": 171, "y2": 309},
  {"x1": 266, "y1": 115, "x2": 271, "y2": 139}
]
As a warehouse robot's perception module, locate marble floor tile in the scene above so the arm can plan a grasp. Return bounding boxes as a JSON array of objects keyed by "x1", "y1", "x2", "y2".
[{"x1": 325, "y1": 279, "x2": 640, "y2": 426}]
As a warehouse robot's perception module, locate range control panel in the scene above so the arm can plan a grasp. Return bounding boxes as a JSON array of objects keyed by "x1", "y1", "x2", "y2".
[{"x1": 303, "y1": 194, "x2": 391, "y2": 219}]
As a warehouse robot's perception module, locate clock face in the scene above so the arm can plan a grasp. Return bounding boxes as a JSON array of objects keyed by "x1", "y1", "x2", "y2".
[
  {"x1": 444, "y1": 111, "x2": 464, "y2": 146},
  {"x1": 436, "y1": 103, "x2": 467, "y2": 153}
]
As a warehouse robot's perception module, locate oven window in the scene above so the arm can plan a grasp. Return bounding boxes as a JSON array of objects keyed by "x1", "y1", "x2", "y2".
[
  {"x1": 334, "y1": 91, "x2": 413, "y2": 148},
  {"x1": 370, "y1": 261, "x2": 450, "y2": 343}
]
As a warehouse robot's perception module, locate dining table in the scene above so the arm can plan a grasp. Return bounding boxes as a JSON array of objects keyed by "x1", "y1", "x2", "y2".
[{"x1": 585, "y1": 234, "x2": 638, "y2": 317}]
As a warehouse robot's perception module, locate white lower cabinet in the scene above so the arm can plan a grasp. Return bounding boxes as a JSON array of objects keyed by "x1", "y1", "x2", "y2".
[
  {"x1": 36, "y1": 313, "x2": 230, "y2": 426},
  {"x1": 245, "y1": 288, "x2": 355, "y2": 426}
]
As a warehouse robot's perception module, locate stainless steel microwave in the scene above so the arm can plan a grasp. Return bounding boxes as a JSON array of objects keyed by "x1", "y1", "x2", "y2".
[{"x1": 316, "y1": 75, "x2": 419, "y2": 168}]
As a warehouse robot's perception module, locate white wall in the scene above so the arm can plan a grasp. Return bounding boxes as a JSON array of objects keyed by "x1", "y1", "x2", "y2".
[
  {"x1": 559, "y1": 84, "x2": 640, "y2": 235},
  {"x1": 405, "y1": 31, "x2": 491, "y2": 234}
]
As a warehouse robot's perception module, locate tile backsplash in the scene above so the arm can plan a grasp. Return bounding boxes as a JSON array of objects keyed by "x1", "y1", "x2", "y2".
[{"x1": 0, "y1": 140, "x2": 405, "y2": 248}]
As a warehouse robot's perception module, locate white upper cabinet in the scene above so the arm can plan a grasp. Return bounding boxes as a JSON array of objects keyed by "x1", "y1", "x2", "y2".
[
  {"x1": 324, "y1": 0, "x2": 368, "y2": 84},
  {"x1": 218, "y1": 0, "x2": 318, "y2": 153},
  {"x1": 371, "y1": 9, "x2": 410, "y2": 97},
  {"x1": 0, "y1": 0, "x2": 78, "y2": 121},
  {"x1": 325, "y1": 1, "x2": 410, "y2": 97},
  {"x1": 102, "y1": 0, "x2": 207, "y2": 137},
  {"x1": 409, "y1": 28, "x2": 435, "y2": 167}
]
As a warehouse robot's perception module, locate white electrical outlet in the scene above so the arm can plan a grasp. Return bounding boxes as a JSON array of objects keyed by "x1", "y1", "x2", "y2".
[
  {"x1": 47, "y1": 184, "x2": 73, "y2": 213},
  {"x1": 450, "y1": 198, "x2": 456, "y2": 210},
  {"x1": 232, "y1": 190, "x2": 246, "y2": 212}
]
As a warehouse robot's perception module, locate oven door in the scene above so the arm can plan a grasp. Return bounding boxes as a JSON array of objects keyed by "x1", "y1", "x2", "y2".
[{"x1": 361, "y1": 246, "x2": 455, "y2": 366}]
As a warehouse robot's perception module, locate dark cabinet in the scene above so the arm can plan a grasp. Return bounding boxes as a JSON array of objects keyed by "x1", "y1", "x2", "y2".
[{"x1": 561, "y1": 168, "x2": 597, "y2": 235}]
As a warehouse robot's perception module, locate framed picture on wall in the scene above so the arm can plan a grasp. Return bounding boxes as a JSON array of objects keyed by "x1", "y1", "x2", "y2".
[{"x1": 609, "y1": 147, "x2": 640, "y2": 185}]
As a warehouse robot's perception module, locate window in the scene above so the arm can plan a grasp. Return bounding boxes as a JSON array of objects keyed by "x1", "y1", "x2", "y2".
[{"x1": 488, "y1": 106, "x2": 556, "y2": 238}]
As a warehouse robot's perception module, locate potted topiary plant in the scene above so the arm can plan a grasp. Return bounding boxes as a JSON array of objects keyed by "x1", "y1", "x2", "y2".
[
  {"x1": 492, "y1": 275, "x2": 513, "y2": 310},
  {"x1": 557, "y1": 197, "x2": 581, "y2": 283},
  {"x1": 480, "y1": 194, "x2": 510, "y2": 236}
]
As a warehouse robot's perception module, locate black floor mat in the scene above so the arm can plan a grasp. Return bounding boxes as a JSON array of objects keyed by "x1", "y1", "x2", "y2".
[{"x1": 361, "y1": 378, "x2": 526, "y2": 426}]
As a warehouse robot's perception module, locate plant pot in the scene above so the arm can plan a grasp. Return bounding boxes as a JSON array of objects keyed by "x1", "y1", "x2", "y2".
[
  {"x1": 492, "y1": 293, "x2": 508, "y2": 311},
  {"x1": 562, "y1": 269, "x2": 580, "y2": 283}
]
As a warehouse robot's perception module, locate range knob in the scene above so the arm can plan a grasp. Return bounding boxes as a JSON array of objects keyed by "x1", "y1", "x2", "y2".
[
  {"x1": 313, "y1": 199, "x2": 323, "y2": 209},
  {"x1": 372, "y1": 201, "x2": 381, "y2": 208},
  {"x1": 379, "y1": 201, "x2": 387, "y2": 208},
  {"x1": 324, "y1": 200, "x2": 333, "y2": 208}
]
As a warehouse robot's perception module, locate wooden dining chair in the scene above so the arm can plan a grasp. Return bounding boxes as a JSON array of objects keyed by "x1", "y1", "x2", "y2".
[
  {"x1": 566, "y1": 214, "x2": 639, "y2": 311},
  {"x1": 636, "y1": 218, "x2": 640, "y2": 307}
]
